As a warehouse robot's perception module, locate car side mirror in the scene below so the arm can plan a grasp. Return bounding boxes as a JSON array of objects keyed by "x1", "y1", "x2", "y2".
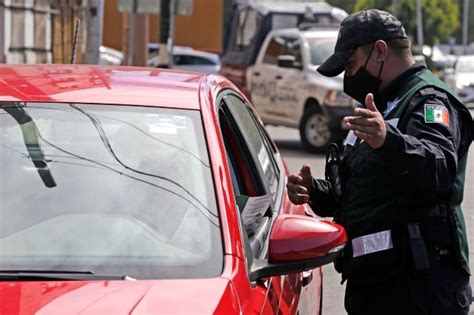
[
  {"x1": 277, "y1": 55, "x2": 302, "y2": 69},
  {"x1": 249, "y1": 214, "x2": 347, "y2": 282}
]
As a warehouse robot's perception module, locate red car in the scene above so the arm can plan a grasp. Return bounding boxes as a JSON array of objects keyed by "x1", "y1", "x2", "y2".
[{"x1": 0, "y1": 65, "x2": 346, "y2": 314}]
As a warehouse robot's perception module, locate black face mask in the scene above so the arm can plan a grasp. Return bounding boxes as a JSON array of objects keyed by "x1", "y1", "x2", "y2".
[{"x1": 343, "y1": 45, "x2": 384, "y2": 105}]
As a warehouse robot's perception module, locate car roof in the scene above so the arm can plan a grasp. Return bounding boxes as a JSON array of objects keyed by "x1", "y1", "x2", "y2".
[
  {"x1": 248, "y1": 1, "x2": 344, "y2": 16},
  {"x1": 268, "y1": 27, "x2": 339, "y2": 38},
  {"x1": 173, "y1": 47, "x2": 220, "y2": 61},
  {"x1": 0, "y1": 64, "x2": 206, "y2": 110},
  {"x1": 457, "y1": 55, "x2": 474, "y2": 62}
]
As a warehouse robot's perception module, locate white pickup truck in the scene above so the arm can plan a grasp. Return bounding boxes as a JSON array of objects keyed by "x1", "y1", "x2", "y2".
[{"x1": 248, "y1": 26, "x2": 358, "y2": 152}]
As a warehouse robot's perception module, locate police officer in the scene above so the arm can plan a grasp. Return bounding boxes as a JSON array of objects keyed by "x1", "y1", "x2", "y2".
[{"x1": 287, "y1": 9, "x2": 473, "y2": 315}]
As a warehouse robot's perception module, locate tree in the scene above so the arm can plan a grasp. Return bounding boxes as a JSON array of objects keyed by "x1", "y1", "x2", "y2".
[
  {"x1": 325, "y1": 0, "x2": 357, "y2": 14},
  {"x1": 353, "y1": 0, "x2": 460, "y2": 46},
  {"x1": 453, "y1": 0, "x2": 474, "y2": 45}
]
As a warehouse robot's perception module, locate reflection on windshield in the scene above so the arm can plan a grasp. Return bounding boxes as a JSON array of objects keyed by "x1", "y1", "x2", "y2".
[
  {"x1": 2, "y1": 106, "x2": 56, "y2": 188},
  {"x1": 0, "y1": 102, "x2": 222, "y2": 280}
]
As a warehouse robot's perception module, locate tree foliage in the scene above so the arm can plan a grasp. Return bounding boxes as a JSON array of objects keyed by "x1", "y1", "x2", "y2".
[
  {"x1": 352, "y1": 0, "x2": 460, "y2": 45},
  {"x1": 454, "y1": 0, "x2": 474, "y2": 44},
  {"x1": 325, "y1": 0, "x2": 357, "y2": 14}
]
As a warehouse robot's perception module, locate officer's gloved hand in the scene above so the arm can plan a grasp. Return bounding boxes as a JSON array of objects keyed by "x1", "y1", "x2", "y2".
[{"x1": 286, "y1": 164, "x2": 313, "y2": 205}]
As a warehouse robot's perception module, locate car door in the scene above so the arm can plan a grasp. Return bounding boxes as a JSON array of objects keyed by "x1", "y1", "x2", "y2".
[
  {"x1": 217, "y1": 92, "x2": 320, "y2": 314},
  {"x1": 250, "y1": 35, "x2": 287, "y2": 122}
]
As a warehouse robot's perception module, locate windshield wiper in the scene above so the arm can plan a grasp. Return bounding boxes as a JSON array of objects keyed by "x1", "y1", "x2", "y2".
[
  {"x1": 0, "y1": 270, "x2": 135, "y2": 281},
  {"x1": 2, "y1": 105, "x2": 56, "y2": 188}
]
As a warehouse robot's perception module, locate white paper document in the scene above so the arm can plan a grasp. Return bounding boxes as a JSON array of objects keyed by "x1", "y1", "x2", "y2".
[{"x1": 236, "y1": 194, "x2": 273, "y2": 235}]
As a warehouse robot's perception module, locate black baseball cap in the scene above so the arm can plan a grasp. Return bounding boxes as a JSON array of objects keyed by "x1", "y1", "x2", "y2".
[{"x1": 317, "y1": 9, "x2": 408, "y2": 77}]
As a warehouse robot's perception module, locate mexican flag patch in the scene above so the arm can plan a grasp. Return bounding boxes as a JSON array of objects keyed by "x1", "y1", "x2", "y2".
[{"x1": 425, "y1": 104, "x2": 449, "y2": 126}]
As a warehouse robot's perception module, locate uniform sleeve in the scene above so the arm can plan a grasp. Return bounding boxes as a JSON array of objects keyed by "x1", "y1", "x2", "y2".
[
  {"x1": 308, "y1": 178, "x2": 338, "y2": 217},
  {"x1": 374, "y1": 92, "x2": 461, "y2": 195}
]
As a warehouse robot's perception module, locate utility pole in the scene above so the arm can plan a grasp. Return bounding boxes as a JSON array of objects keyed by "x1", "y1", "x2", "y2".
[
  {"x1": 462, "y1": 0, "x2": 469, "y2": 52},
  {"x1": 416, "y1": 0, "x2": 424, "y2": 47},
  {"x1": 127, "y1": 0, "x2": 138, "y2": 65},
  {"x1": 168, "y1": 0, "x2": 176, "y2": 68},
  {"x1": 157, "y1": 0, "x2": 170, "y2": 67},
  {"x1": 84, "y1": 0, "x2": 104, "y2": 64},
  {"x1": 0, "y1": 2, "x2": 4, "y2": 63}
]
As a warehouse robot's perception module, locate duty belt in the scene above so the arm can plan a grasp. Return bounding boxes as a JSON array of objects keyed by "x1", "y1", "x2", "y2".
[{"x1": 408, "y1": 204, "x2": 459, "y2": 273}]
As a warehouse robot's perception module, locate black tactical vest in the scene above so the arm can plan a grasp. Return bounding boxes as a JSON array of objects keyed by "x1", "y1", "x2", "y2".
[{"x1": 335, "y1": 69, "x2": 471, "y2": 284}]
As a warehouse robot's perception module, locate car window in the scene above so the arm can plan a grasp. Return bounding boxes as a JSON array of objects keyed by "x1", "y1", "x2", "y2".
[
  {"x1": 234, "y1": 9, "x2": 259, "y2": 51},
  {"x1": 263, "y1": 36, "x2": 285, "y2": 65},
  {"x1": 280, "y1": 37, "x2": 302, "y2": 64},
  {"x1": 0, "y1": 102, "x2": 223, "y2": 280},
  {"x1": 219, "y1": 103, "x2": 266, "y2": 197},
  {"x1": 190, "y1": 56, "x2": 216, "y2": 65},
  {"x1": 174, "y1": 54, "x2": 216, "y2": 66},
  {"x1": 223, "y1": 95, "x2": 279, "y2": 197},
  {"x1": 308, "y1": 37, "x2": 337, "y2": 65},
  {"x1": 173, "y1": 54, "x2": 191, "y2": 65},
  {"x1": 263, "y1": 36, "x2": 302, "y2": 65},
  {"x1": 219, "y1": 107, "x2": 260, "y2": 198}
]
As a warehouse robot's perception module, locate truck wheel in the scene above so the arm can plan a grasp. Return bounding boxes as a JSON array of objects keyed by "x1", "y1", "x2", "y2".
[{"x1": 299, "y1": 107, "x2": 332, "y2": 153}]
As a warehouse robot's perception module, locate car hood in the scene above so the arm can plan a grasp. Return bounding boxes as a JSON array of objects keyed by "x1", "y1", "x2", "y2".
[
  {"x1": 0, "y1": 278, "x2": 240, "y2": 314},
  {"x1": 307, "y1": 66, "x2": 344, "y2": 90}
]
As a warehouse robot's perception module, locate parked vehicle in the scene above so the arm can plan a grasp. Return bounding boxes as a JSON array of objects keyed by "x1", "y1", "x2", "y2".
[
  {"x1": 0, "y1": 65, "x2": 346, "y2": 314},
  {"x1": 430, "y1": 45, "x2": 457, "y2": 70},
  {"x1": 98, "y1": 44, "x2": 220, "y2": 74},
  {"x1": 444, "y1": 55, "x2": 474, "y2": 108},
  {"x1": 147, "y1": 45, "x2": 221, "y2": 74},
  {"x1": 220, "y1": 1, "x2": 347, "y2": 97},
  {"x1": 98, "y1": 46, "x2": 124, "y2": 65},
  {"x1": 248, "y1": 26, "x2": 357, "y2": 152}
]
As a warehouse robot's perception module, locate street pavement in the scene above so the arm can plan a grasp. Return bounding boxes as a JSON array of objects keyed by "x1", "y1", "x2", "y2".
[{"x1": 266, "y1": 122, "x2": 474, "y2": 315}]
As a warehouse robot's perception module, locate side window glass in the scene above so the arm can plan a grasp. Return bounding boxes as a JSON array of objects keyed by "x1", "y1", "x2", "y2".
[
  {"x1": 262, "y1": 36, "x2": 284, "y2": 65},
  {"x1": 233, "y1": 9, "x2": 259, "y2": 51},
  {"x1": 280, "y1": 37, "x2": 302, "y2": 64},
  {"x1": 218, "y1": 94, "x2": 282, "y2": 259},
  {"x1": 173, "y1": 55, "x2": 187, "y2": 65},
  {"x1": 218, "y1": 107, "x2": 261, "y2": 198},
  {"x1": 224, "y1": 95, "x2": 279, "y2": 196},
  {"x1": 191, "y1": 56, "x2": 215, "y2": 65}
]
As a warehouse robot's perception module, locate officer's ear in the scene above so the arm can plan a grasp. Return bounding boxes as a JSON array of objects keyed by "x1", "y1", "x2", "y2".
[{"x1": 374, "y1": 40, "x2": 388, "y2": 63}]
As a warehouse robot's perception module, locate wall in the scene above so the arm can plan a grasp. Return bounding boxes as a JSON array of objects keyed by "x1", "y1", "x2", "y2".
[{"x1": 103, "y1": 0, "x2": 224, "y2": 53}]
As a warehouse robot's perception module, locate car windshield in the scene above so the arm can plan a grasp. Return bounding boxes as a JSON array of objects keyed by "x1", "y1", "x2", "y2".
[
  {"x1": 308, "y1": 37, "x2": 337, "y2": 65},
  {"x1": 0, "y1": 102, "x2": 222, "y2": 280}
]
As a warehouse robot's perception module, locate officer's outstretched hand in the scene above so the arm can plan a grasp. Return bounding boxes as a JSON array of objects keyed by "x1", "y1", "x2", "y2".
[
  {"x1": 343, "y1": 93, "x2": 387, "y2": 149},
  {"x1": 286, "y1": 164, "x2": 313, "y2": 205}
]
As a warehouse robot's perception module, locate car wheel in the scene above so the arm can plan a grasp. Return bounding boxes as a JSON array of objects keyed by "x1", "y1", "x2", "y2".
[{"x1": 299, "y1": 107, "x2": 332, "y2": 153}]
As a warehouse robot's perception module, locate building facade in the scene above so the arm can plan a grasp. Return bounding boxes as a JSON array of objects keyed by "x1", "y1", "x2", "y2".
[{"x1": 0, "y1": 0, "x2": 102, "y2": 64}]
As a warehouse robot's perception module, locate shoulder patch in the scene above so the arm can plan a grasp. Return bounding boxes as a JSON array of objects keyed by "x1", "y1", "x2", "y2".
[{"x1": 424, "y1": 104, "x2": 449, "y2": 126}]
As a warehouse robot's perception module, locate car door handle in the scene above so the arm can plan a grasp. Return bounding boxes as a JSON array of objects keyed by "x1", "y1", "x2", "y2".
[
  {"x1": 253, "y1": 71, "x2": 260, "y2": 76},
  {"x1": 302, "y1": 270, "x2": 313, "y2": 287},
  {"x1": 275, "y1": 75, "x2": 283, "y2": 80}
]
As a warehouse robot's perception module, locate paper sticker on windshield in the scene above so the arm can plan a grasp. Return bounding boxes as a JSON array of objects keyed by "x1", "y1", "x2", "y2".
[
  {"x1": 424, "y1": 104, "x2": 449, "y2": 126},
  {"x1": 146, "y1": 114, "x2": 187, "y2": 134}
]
